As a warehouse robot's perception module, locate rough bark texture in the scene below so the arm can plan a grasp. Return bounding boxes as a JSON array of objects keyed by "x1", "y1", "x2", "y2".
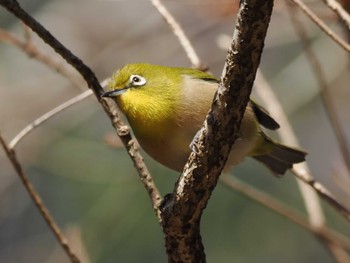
[{"x1": 161, "y1": 1, "x2": 274, "y2": 262}]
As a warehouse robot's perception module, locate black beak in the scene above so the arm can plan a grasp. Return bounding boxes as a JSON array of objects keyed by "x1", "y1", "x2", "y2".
[{"x1": 102, "y1": 88, "x2": 127, "y2": 98}]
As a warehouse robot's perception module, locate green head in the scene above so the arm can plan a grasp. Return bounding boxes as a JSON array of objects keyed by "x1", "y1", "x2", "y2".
[
  {"x1": 104, "y1": 63, "x2": 182, "y2": 98},
  {"x1": 105, "y1": 64, "x2": 205, "y2": 112},
  {"x1": 102, "y1": 63, "x2": 218, "y2": 132},
  {"x1": 102, "y1": 63, "x2": 185, "y2": 132}
]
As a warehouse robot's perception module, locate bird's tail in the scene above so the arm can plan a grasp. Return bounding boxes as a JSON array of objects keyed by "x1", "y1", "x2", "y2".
[{"x1": 253, "y1": 135, "x2": 307, "y2": 177}]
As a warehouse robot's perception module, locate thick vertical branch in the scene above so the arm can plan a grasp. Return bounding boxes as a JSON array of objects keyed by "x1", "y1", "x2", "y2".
[{"x1": 160, "y1": 1, "x2": 274, "y2": 262}]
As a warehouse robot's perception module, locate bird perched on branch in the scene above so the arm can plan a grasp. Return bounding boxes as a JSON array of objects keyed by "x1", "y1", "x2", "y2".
[{"x1": 103, "y1": 63, "x2": 306, "y2": 176}]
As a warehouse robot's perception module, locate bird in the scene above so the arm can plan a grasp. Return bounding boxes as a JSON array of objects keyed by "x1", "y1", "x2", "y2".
[{"x1": 102, "y1": 63, "x2": 306, "y2": 176}]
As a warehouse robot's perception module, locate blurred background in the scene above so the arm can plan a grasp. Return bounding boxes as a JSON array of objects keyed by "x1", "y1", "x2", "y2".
[{"x1": 1, "y1": 0, "x2": 350, "y2": 262}]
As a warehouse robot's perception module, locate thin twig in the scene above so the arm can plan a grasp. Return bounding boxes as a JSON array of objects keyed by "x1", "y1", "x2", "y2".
[
  {"x1": 20, "y1": 22, "x2": 31, "y2": 42},
  {"x1": 256, "y1": 68, "x2": 350, "y2": 262},
  {"x1": 0, "y1": 134, "x2": 81, "y2": 263},
  {"x1": 151, "y1": 0, "x2": 350, "y2": 258},
  {"x1": 287, "y1": 2, "x2": 350, "y2": 177},
  {"x1": 256, "y1": 71, "x2": 350, "y2": 263},
  {"x1": 0, "y1": 28, "x2": 84, "y2": 90},
  {"x1": 289, "y1": 0, "x2": 350, "y2": 53},
  {"x1": 256, "y1": 67, "x2": 346, "y2": 261},
  {"x1": 291, "y1": 167, "x2": 350, "y2": 222},
  {"x1": 9, "y1": 89, "x2": 94, "y2": 149},
  {"x1": 0, "y1": 0, "x2": 162, "y2": 220},
  {"x1": 160, "y1": 1, "x2": 274, "y2": 261},
  {"x1": 322, "y1": 0, "x2": 350, "y2": 30},
  {"x1": 220, "y1": 175, "x2": 350, "y2": 251},
  {"x1": 101, "y1": 98, "x2": 163, "y2": 221},
  {"x1": 326, "y1": 243, "x2": 350, "y2": 263},
  {"x1": 8, "y1": 81, "x2": 108, "y2": 151},
  {"x1": 255, "y1": 70, "x2": 326, "y2": 228},
  {"x1": 149, "y1": 0, "x2": 202, "y2": 68}
]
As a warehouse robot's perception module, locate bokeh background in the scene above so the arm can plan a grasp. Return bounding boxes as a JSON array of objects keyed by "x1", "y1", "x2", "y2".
[{"x1": 1, "y1": 0, "x2": 350, "y2": 262}]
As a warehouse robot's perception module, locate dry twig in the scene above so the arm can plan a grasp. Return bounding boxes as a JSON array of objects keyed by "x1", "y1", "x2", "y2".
[
  {"x1": 255, "y1": 70, "x2": 326, "y2": 227},
  {"x1": 255, "y1": 70, "x2": 350, "y2": 218},
  {"x1": 291, "y1": 168, "x2": 350, "y2": 222},
  {"x1": 151, "y1": 0, "x2": 350, "y2": 260},
  {"x1": 255, "y1": 71, "x2": 350, "y2": 262},
  {"x1": 160, "y1": 1, "x2": 274, "y2": 261},
  {"x1": 0, "y1": 0, "x2": 162, "y2": 226},
  {"x1": 0, "y1": 28, "x2": 84, "y2": 89},
  {"x1": 0, "y1": 0, "x2": 162, "y2": 219},
  {"x1": 322, "y1": 0, "x2": 350, "y2": 30},
  {"x1": 0, "y1": 134, "x2": 81, "y2": 263},
  {"x1": 287, "y1": 1, "x2": 350, "y2": 177},
  {"x1": 221, "y1": 175, "x2": 350, "y2": 251},
  {"x1": 289, "y1": 0, "x2": 350, "y2": 52},
  {"x1": 149, "y1": 0, "x2": 202, "y2": 68},
  {"x1": 9, "y1": 89, "x2": 94, "y2": 149}
]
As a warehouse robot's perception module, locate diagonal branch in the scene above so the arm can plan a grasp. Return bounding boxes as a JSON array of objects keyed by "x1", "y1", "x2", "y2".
[
  {"x1": 255, "y1": 70, "x2": 326, "y2": 227},
  {"x1": 255, "y1": 70, "x2": 350, "y2": 262},
  {"x1": 220, "y1": 175, "x2": 350, "y2": 251},
  {"x1": 160, "y1": 1, "x2": 274, "y2": 262},
  {"x1": 0, "y1": 0, "x2": 162, "y2": 223},
  {"x1": 0, "y1": 134, "x2": 81, "y2": 263},
  {"x1": 0, "y1": 0, "x2": 102, "y2": 95},
  {"x1": 322, "y1": 0, "x2": 350, "y2": 30},
  {"x1": 149, "y1": 0, "x2": 202, "y2": 68},
  {"x1": 291, "y1": 168, "x2": 350, "y2": 222},
  {"x1": 9, "y1": 89, "x2": 93, "y2": 149},
  {"x1": 287, "y1": 2, "x2": 350, "y2": 177},
  {"x1": 0, "y1": 28, "x2": 84, "y2": 90},
  {"x1": 289, "y1": 0, "x2": 350, "y2": 53},
  {"x1": 154, "y1": 0, "x2": 350, "y2": 258}
]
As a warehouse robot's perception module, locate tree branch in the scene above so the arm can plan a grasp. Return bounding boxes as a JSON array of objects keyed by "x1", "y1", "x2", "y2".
[
  {"x1": 291, "y1": 168, "x2": 350, "y2": 222},
  {"x1": 9, "y1": 89, "x2": 93, "y2": 149},
  {"x1": 220, "y1": 175, "x2": 350, "y2": 252},
  {"x1": 287, "y1": 1, "x2": 350, "y2": 178},
  {"x1": 322, "y1": 0, "x2": 350, "y2": 30},
  {"x1": 255, "y1": 70, "x2": 350, "y2": 263},
  {"x1": 0, "y1": 28, "x2": 84, "y2": 90},
  {"x1": 289, "y1": 0, "x2": 350, "y2": 53},
  {"x1": 0, "y1": 0, "x2": 162, "y2": 226},
  {"x1": 0, "y1": 134, "x2": 81, "y2": 263},
  {"x1": 148, "y1": 0, "x2": 202, "y2": 69},
  {"x1": 160, "y1": 1, "x2": 274, "y2": 262},
  {"x1": 0, "y1": 0, "x2": 102, "y2": 95}
]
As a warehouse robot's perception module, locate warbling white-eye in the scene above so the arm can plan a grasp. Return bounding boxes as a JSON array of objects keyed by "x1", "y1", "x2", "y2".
[{"x1": 102, "y1": 63, "x2": 306, "y2": 176}]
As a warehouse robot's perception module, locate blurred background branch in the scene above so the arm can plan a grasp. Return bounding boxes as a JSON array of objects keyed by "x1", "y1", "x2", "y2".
[
  {"x1": 0, "y1": 27, "x2": 85, "y2": 90},
  {"x1": 287, "y1": 1, "x2": 350, "y2": 179},
  {"x1": 221, "y1": 175, "x2": 350, "y2": 251},
  {"x1": 0, "y1": 134, "x2": 81, "y2": 263},
  {"x1": 322, "y1": 0, "x2": 350, "y2": 30},
  {"x1": 0, "y1": 0, "x2": 162, "y2": 222},
  {"x1": 9, "y1": 89, "x2": 93, "y2": 149},
  {"x1": 149, "y1": 0, "x2": 202, "y2": 69},
  {"x1": 0, "y1": 0, "x2": 349, "y2": 262},
  {"x1": 289, "y1": 0, "x2": 350, "y2": 52},
  {"x1": 151, "y1": 0, "x2": 350, "y2": 261}
]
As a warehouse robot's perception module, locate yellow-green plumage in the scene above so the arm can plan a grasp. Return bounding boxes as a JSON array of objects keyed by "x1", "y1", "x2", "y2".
[{"x1": 104, "y1": 63, "x2": 306, "y2": 176}]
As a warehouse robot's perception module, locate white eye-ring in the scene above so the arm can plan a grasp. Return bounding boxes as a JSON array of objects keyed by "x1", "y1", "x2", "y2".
[{"x1": 129, "y1": 75, "x2": 147, "y2": 86}]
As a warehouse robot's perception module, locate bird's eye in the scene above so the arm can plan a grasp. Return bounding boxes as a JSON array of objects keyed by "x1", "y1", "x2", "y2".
[{"x1": 130, "y1": 75, "x2": 146, "y2": 86}]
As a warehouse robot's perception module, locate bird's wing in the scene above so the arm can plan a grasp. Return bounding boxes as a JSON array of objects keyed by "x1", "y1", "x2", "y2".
[
  {"x1": 180, "y1": 68, "x2": 280, "y2": 130},
  {"x1": 250, "y1": 100, "x2": 280, "y2": 130},
  {"x1": 179, "y1": 68, "x2": 219, "y2": 83}
]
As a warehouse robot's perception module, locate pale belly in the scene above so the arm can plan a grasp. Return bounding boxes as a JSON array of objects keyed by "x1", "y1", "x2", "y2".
[{"x1": 132, "y1": 108, "x2": 260, "y2": 173}]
